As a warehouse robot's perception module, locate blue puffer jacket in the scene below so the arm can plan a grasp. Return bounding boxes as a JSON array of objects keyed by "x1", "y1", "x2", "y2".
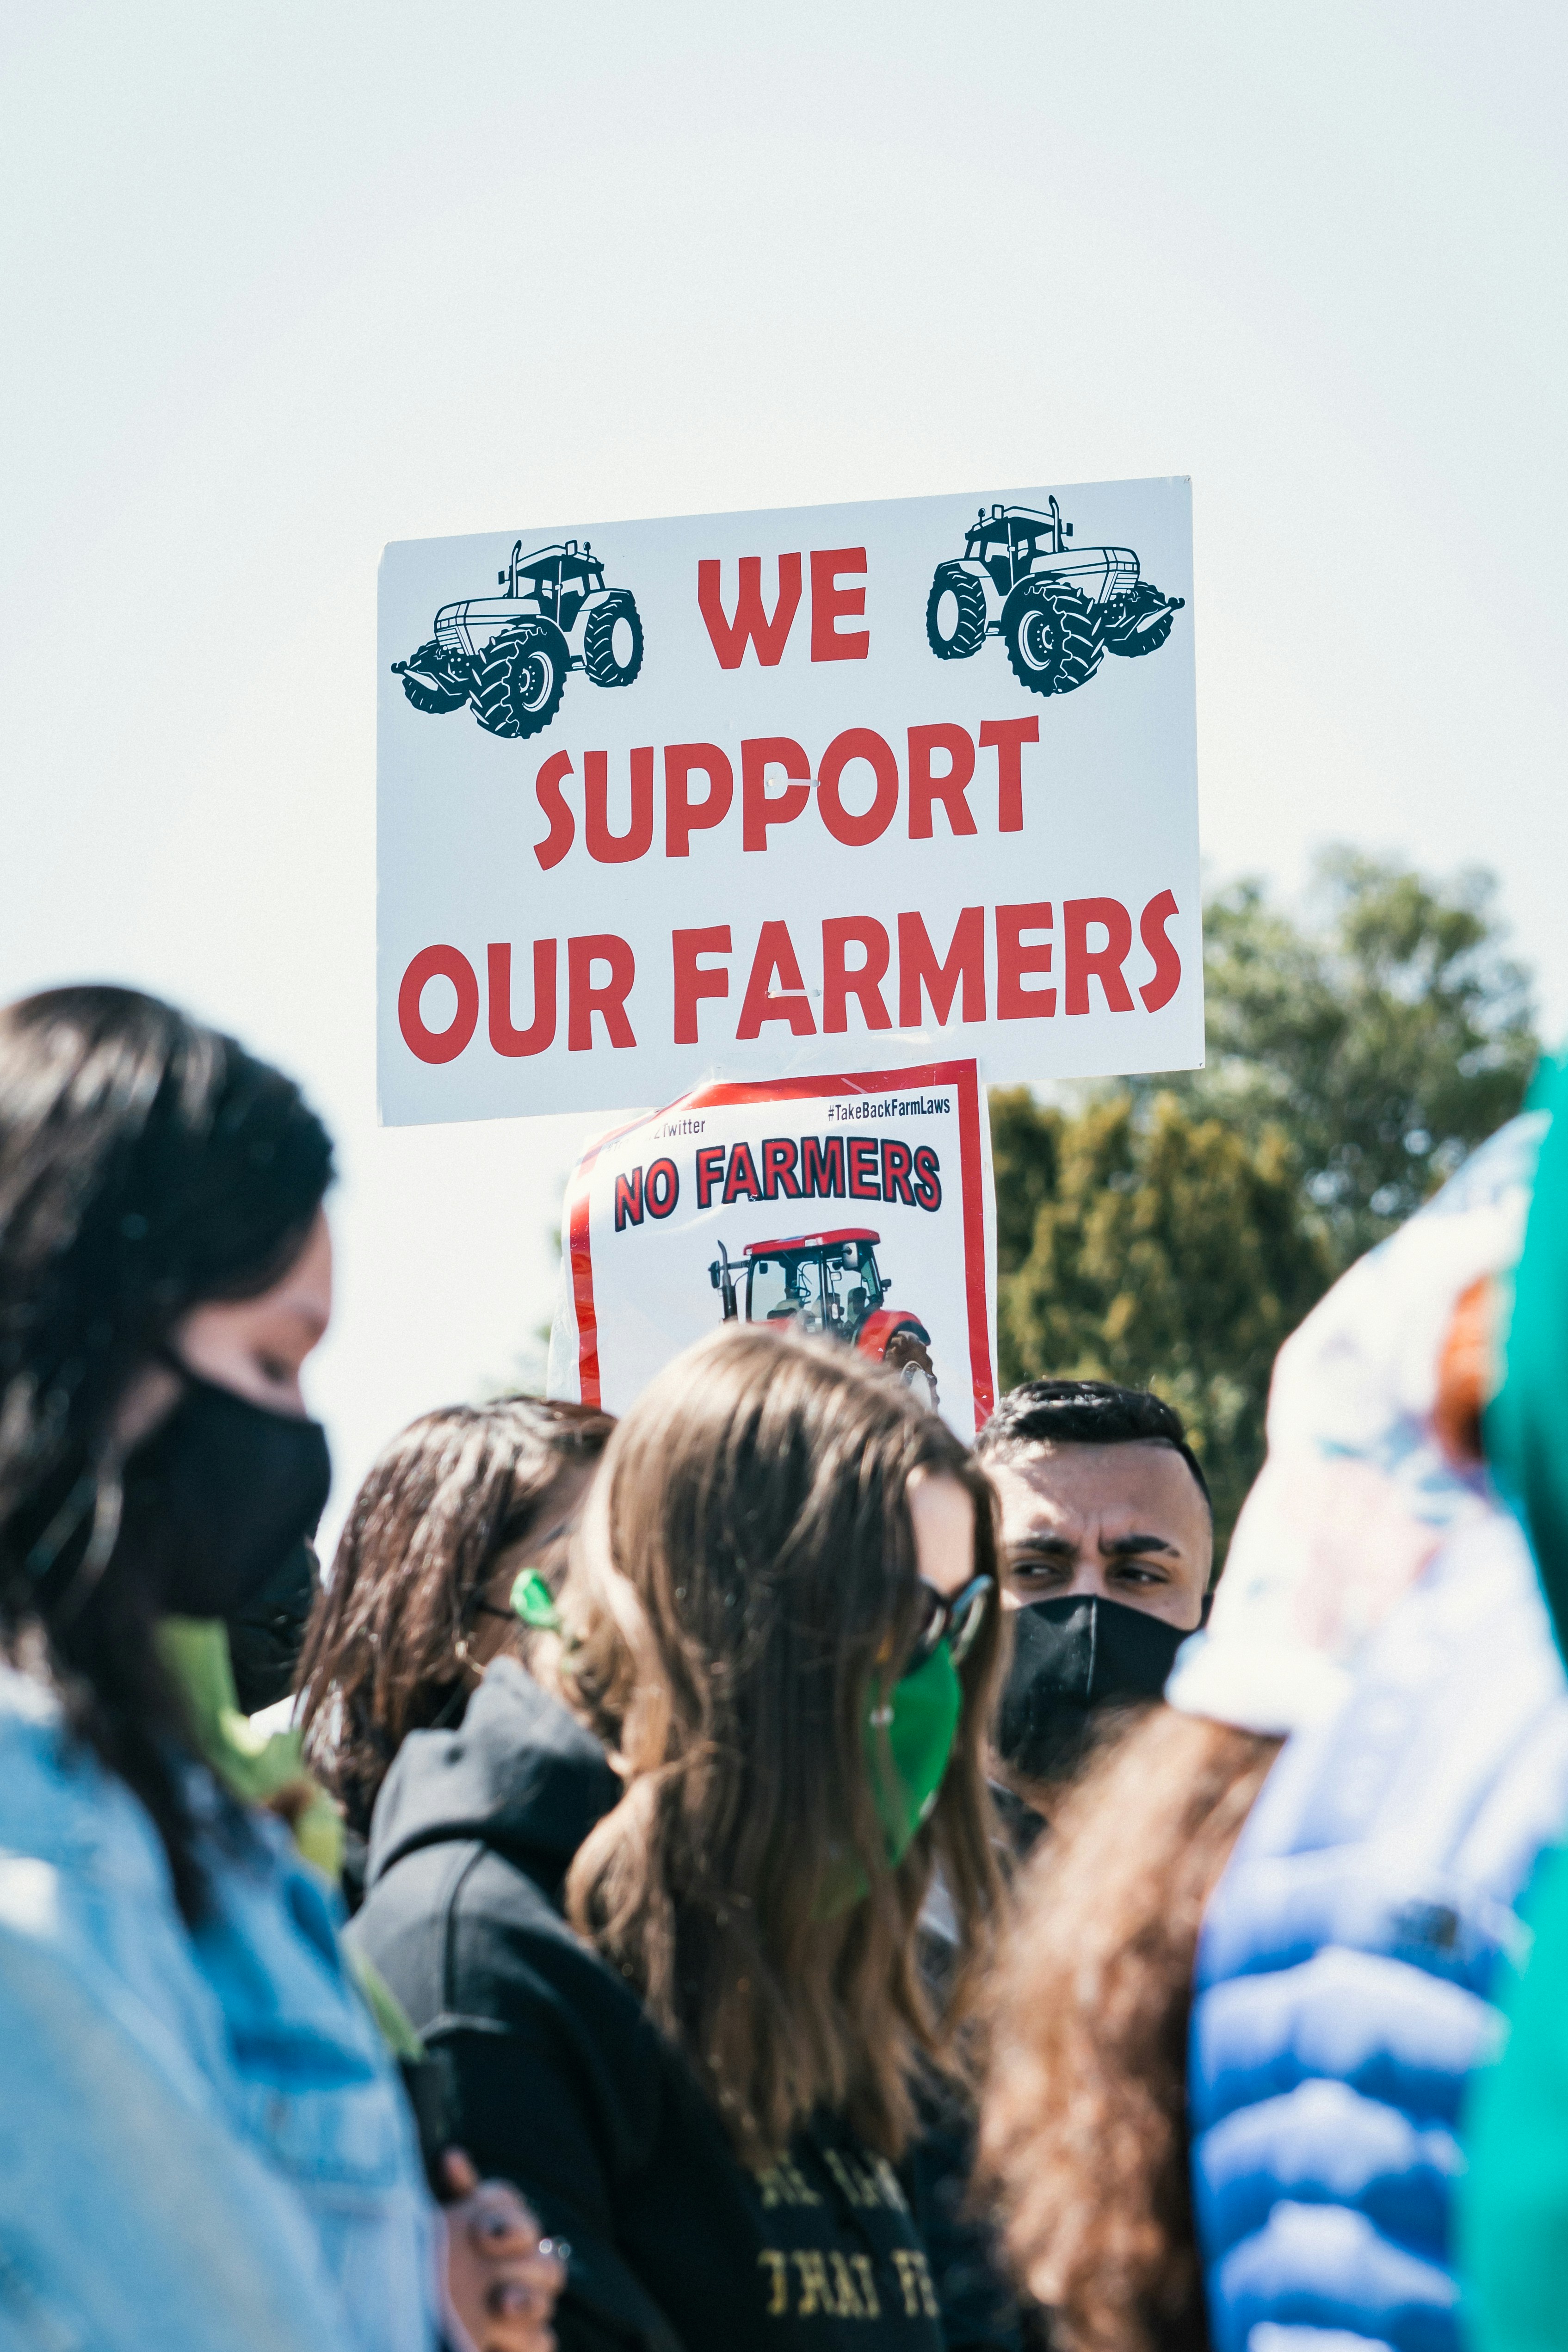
[{"x1": 1189, "y1": 1510, "x2": 1568, "y2": 2352}]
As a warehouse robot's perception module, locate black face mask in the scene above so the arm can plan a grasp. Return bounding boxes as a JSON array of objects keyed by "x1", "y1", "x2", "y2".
[
  {"x1": 995, "y1": 1594, "x2": 1191, "y2": 1785},
  {"x1": 113, "y1": 1366, "x2": 331, "y2": 1622},
  {"x1": 226, "y1": 1537, "x2": 323, "y2": 1714}
]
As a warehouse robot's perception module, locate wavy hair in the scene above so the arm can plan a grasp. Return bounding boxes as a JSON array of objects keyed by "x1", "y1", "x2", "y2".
[
  {"x1": 0, "y1": 985, "x2": 333, "y2": 1918},
  {"x1": 555, "y1": 1324, "x2": 1006, "y2": 2170},
  {"x1": 979, "y1": 1706, "x2": 1280, "y2": 2352},
  {"x1": 297, "y1": 1395, "x2": 613, "y2": 1834}
]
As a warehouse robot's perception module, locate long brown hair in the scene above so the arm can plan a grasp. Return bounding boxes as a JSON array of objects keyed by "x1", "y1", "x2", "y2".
[
  {"x1": 297, "y1": 1396, "x2": 612, "y2": 1833},
  {"x1": 979, "y1": 1706, "x2": 1281, "y2": 2352},
  {"x1": 556, "y1": 1325, "x2": 1006, "y2": 2171}
]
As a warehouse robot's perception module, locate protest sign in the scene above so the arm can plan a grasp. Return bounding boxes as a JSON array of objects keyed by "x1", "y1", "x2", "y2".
[
  {"x1": 378, "y1": 477, "x2": 1201, "y2": 1125},
  {"x1": 547, "y1": 1056, "x2": 996, "y2": 1435}
]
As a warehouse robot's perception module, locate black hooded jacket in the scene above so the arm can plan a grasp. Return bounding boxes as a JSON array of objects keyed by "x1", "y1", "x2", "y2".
[{"x1": 350, "y1": 1659, "x2": 1016, "y2": 2352}]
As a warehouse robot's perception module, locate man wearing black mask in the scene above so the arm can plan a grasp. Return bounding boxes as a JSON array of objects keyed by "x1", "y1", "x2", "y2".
[
  {"x1": 910, "y1": 1381, "x2": 1214, "y2": 2346},
  {"x1": 975, "y1": 1380, "x2": 1212, "y2": 1820}
]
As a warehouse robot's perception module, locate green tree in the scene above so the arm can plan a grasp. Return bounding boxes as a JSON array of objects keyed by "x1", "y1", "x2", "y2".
[
  {"x1": 1164, "y1": 850, "x2": 1537, "y2": 1266},
  {"x1": 994, "y1": 1091, "x2": 1329, "y2": 1544},
  {"x1": 992, "y1": 851, "x2": 1538, "y2": 1552}
]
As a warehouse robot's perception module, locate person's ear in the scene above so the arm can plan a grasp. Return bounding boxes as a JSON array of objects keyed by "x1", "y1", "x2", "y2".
[{"x1": 1433, "y1": 1277, "x2": 1496, "y2": 1470}]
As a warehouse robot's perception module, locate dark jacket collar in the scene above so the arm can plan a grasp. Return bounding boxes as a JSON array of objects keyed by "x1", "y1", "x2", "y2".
[{"x1": 364, "y1": 1657, "x2": 622, "y2": 1899}]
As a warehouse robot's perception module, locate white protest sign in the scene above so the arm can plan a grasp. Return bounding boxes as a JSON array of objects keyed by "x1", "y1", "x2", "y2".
[
  {"x1": 378, "y1": 477, "x2": 1201, "y2": 1125},
  {"x1": 548, "y1": 1057, "x2": 997, "y2": 1436}
]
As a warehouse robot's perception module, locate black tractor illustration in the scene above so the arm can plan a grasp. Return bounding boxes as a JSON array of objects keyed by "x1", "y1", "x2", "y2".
[
  {"x1": 709, "y1": 1228, "x2": 938, "y2": 1408},
  {"x1": 392, "y1": 538, "x2": 644, "y2": 741},
  {"x1": 925, "y1": 496, "x2": 1184, "y2": 698}
]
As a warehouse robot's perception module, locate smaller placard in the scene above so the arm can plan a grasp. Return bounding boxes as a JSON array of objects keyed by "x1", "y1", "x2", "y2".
[{"x1": 548, "y1": 1058, "x2": 997, "y2": 1435}]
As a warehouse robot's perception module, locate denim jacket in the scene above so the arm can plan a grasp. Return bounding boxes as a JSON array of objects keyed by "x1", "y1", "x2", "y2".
[{"x1": 0, "y1": 1663, "x2": 436, "y2": 2352}]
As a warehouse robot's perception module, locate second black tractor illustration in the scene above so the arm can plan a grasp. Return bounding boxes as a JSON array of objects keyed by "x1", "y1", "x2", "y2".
[
  {"x1": 926, "y1": 496, "x2": 1185, "y2": 699},
  {"x1": 709, "y1": 1228, "x2": 938, "y2": 1409},
  {"x1": 392, "y1": 539, "x2": 644, "y2": 740}
]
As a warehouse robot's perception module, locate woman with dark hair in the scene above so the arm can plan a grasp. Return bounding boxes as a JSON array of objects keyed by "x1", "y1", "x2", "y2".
[
  {"x1": 352, "y1": 1323, "x2": 1015, "y2": 2352},
  {"x1": 0, "y1": 985, "x2": 558, "y2": 2352},
  {"x1": 296, "y1": 1395, "x2": 613, "y2": 1887}
]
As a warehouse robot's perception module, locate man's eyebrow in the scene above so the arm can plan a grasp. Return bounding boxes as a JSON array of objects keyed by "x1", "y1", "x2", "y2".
[
  {"x1": 1007, "y1": 1532, "x2": 1075, "y2": 1557},
  {"x1": 1101, "y1": 1531, "x2": 1179, "y2": 1559}
]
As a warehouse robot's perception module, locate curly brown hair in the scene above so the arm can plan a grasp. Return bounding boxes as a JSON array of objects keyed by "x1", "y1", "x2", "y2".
[
  {"x1": 554, "y1": 1324, "x2": 1007, "y2": 2172},
  {"x1": 296, "y1": 1395, "x2": 612, "y2": 1834},
  {"x1": 978, "y1": 1706, "x2": 1281, "y2": 2352}
]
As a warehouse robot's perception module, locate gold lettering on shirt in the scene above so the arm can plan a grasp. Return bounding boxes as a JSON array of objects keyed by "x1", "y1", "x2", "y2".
[
  {"x1": 827, "y1": 2252, "x2": 865, "y2": 2318},
  {"x1": 758, "y1": 2249, "x2": 789, "y2": 2316},
  {"x1": 891, "y1": 2250, "x2": 920, "y2": 2317},
  {"x1": 759, "y1": 2156, "x2": 823, "y2": 2208},
  {"x1": 759, "y1": 2236, "x2": 919, "y2": 2323},
  {"x1": 790, "y1": 2250, "x2": 837, "y2": 2317},
  {"x1": 823, "y1": 2148, "x2": 912, "y2": 2214},
  {"x1": 824, "y1": 2149, "x2": 870, "y2": 2207},
  {"x1": 850, "y1": 2253, "x2": 882, "y2": 2318},
  {"x1": 870, "y1": 2155, "x2": 911, "y2": 2214},
  {"x1": 913, "y1": 2249, "x2": 939, "y2": 2318},
  {"x1": 890, "y1": 2248, "x2": 938, "y2": 2318}
]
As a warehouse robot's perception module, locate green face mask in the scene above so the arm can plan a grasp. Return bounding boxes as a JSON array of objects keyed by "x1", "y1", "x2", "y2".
[
  {"x1": 868, "y1": 1638, "x2": 964, "y2": 1863},
  {"x1": 817, "y1": 1639, "x2": 964, "y2": 1918},
  {"x1": 512, "y1": 1567, "x2": 563, "y2": 1630},
  {"x1": 512, "y1": 1562, "x2": 965, "y2": 1914}
]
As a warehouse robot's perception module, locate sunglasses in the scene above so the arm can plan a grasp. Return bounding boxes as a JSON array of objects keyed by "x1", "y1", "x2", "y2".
[{"x1": 904, "y1": 1572, "x2": 996, "y2": 1675}]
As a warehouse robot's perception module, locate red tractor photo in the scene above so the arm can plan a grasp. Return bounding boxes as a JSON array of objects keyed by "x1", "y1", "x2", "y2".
[{"x1": 709, "y1": 1228, "x2": 938, "y2": 1408}]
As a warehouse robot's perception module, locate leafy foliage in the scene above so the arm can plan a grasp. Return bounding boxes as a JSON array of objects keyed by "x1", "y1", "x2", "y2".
[
  {"x1": 1171, "y1": 850, "x2": 1537, "y2": 1263},
  {"x1": 994, "y1": 1091, "x2": 1330, "y2": 1544},
  {"x1": 991, "y1": 852, "x2": 1538, "y2": 1551}
]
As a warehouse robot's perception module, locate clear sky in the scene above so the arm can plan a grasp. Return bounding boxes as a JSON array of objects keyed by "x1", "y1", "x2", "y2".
[{"x1": 3, "y1": 1, "x2": 1565, "y2": 1551}]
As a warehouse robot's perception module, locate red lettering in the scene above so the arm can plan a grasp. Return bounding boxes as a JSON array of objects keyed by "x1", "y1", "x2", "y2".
[
  {"x1": 897, "y1": 908, "x2": 986, "y2": 1027},
  {"x1": 817, "y1": 730, "x2": 899, "y2": 848},
  {"x1": 997, "y1": 903, "x2": 1056, "y2": 1020},
  {"x1": 736, "y1": 920, "x2": 816, "y2": 1039},
  {"x1": 801, "y1": 1136, "x2": 846, "y2": 1198},
  {"x1": 566, "y1": 934, "x2": 637, "y2": 1050},
  {"x1": 614, "y1": 1168, "x2": 643, "y2": 1231},
  {"x1": 697, "y1": 554, "x2": 803, "y2": 669},
  {"x1": 742, "y1": 737, "x2": 812, "y2": 851},
  {"x1": 533, "y1": 751, "x2": 575, "y2": 872},
  {"x1": 881, "y1": 1139, "x2": 916, "y2": 1205},
  {"x1": 1139, "y1": 889, "x2": 1182, "y2": 1012},
  {"x1": 907, "y1": 724, "x2": 977, "y2": 840},
  {"x1": 1064, "y1": 897, "x2": 1135, "y2": 1014},
  {"x1": 399, "y1": 945, "x2": 479, "y2": 1065},
  {"x1": 762, "y1": 1137, "x2": 803, "y2": 1199},
  {"x1": 847, "y1": 1139, "x2": 880, "y2": 1200},
  {"x1": 723, "y1": 1142, "x2": 763, "y2": 1204},
  {"x1": 487, "y1": 940, "x2": 556, "y2": 1057},
  {"x1": 666, "y1": 744, "x2": 735, "y2": 858},
  {"x1": 912, "y1": 1146, "x2": 942, "y2": 1211},
  {"x1": 823, "y1": 917, "x2": 893, "y2": 1033},
  {"x1": 979, "y1": 718, "x2": 1040, "y2": 833},
  {"x1": 585, "y1": 747, "x2": 654, "y2": 864},
  {"x1": 672, "y1": 925, "x2": 731, "y2": 1045},
  {"x1": 809, "y1": 547, "x2": 869, "y2": 662},
  {"x1": 697, "y1": 1145, "x2": 726, "y2": 1209},
  {"x1": 645, "y1": 1158, "x2": 679, "y2": 1218}
]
